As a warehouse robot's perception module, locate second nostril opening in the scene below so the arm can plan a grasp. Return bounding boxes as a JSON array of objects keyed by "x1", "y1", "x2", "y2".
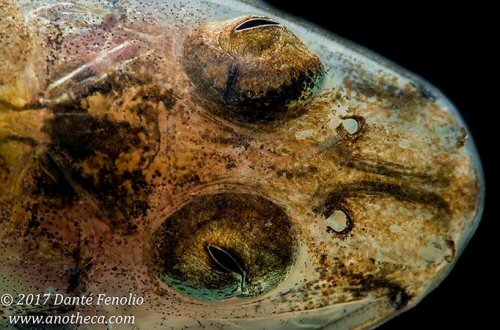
[
  {"x1": 338, "y1": 116, "x2": 365, "y2": 136},
  {"x1": 325, "y1": 208, "x2": 354, "y2": 236},
  {"x1": 326, "y1": 210, "x2": 349, "y2": 233},
  {"x1": 343, "y1": 118, "x2": 360, "y2": 135}
]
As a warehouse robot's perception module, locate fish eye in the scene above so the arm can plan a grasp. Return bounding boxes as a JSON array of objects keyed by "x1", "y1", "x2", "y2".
[
  {"x1": 150, "y1": 193, "x2": 298, "y2": 301},
  {"x1": 183, "y1": 15, "x2": 324, "y2": 121}
]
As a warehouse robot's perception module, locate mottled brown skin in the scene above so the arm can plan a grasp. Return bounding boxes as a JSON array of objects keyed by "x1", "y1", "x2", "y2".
[{"x1": 0, "y1": 1, "x2": 481, "y2": 329}]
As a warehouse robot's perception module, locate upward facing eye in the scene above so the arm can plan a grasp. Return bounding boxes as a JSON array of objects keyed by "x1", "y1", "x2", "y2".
[
  {"x1": 150, "y1": 193, "x2": 298, "y2": 301},
  {"x1": 183, "y1": 15, "x2": 324, "y2": 122}
]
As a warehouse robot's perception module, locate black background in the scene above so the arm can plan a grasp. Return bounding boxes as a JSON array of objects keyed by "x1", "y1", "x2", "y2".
[{"x1": 264, "y1": 1, "x2": 495, "y2": 329}]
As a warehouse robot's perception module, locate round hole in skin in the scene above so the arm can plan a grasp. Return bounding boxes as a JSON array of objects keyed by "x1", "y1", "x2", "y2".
[
  {"x1": 337, "y1": 116, "x2": 365, "y2": 137},
  {"x1": 326, "y1": 210, "x2": 349, "y2": 233},
  {"x1": 325, "y1": 208, "x2": 354, "y2": 236},
  {"x1": 343, "y1": 118, "x2": 360, "y2": 135},
  {"x1": 150, "y1": 193, "x2": 298, "y2": 301}
]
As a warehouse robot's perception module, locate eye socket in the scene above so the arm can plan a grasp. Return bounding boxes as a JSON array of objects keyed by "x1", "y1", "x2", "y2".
[
  {"x1": 150, "y1": 193, "x2": 298, "y2": 301},
  {"x1": 183, "y1": 15, "x2": 324, "y2": 122}
]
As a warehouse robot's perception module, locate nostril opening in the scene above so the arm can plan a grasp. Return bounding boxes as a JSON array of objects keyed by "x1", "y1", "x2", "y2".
[
  {"x1": 326, "y1": 210, "x2": 349, "y2": 233},
  {"x1": 325, "y1": 208, "x2": 354, "y2": 236},
  {"x1": 234, "y1": 17, "x2": 280, "y2": 32},
  {"x1": 338, "y1": 115, "x2": 365, "y2": 136},
  {"x1": 343, "y1": 118, "x2": 360, "y2": 135}
]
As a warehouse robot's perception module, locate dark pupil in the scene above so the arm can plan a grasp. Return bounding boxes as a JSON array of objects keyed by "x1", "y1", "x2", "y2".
[
  {"x1": 207, "y1": 245, "x2": 246, "y2": 289},
  {"x1": 235, "y1": 18, "x2": 280, "y2": 31},
  {"x1": 207, "y1": 245, "x2": 245, "y2": 275}
]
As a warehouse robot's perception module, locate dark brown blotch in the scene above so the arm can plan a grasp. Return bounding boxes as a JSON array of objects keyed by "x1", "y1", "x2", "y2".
[{"x1": 35, "y1": 110, "x2": 159, "y2": 231}]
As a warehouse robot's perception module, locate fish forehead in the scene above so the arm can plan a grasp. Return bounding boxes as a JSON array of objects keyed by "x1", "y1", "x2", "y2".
[{"x1": 0, "y1": 1, "x2": 484, "y2": 329}]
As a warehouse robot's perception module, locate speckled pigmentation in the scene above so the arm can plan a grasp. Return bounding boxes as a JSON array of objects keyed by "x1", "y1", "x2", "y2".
[{"x1": 0, "y1": 1, "x2": 483, "y2": 329}]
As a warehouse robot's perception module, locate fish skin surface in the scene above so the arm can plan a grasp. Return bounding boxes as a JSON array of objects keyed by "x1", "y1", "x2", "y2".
[{"x1": 0, "y1": 1, "x2": 484, "y2": 329}]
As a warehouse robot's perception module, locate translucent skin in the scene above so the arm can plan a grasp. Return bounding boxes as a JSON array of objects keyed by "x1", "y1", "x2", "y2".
[{"x1": 0, "y1": 1, "x2": 483, "y2": 329}]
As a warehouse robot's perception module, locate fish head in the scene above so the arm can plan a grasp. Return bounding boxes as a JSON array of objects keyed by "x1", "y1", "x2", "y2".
[{"x1": 0, "y1": 1, "x2": 483, "y2": 329}]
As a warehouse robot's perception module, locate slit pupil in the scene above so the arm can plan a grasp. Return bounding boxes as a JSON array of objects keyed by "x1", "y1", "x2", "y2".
[
  {"x1": 235, "y1": 18, "x2": 280, "y2": 32},
  {"x1": 206, "y1": 245, "x2": 246, "y2": 280}
]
